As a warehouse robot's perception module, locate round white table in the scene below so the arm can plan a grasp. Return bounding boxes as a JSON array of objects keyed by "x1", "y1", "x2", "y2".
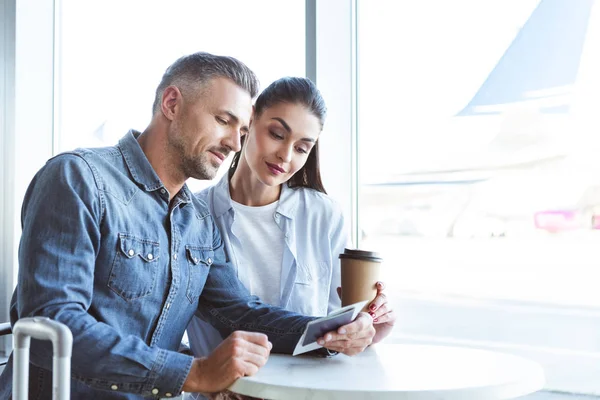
[{"x1": 228, "y1": 343, "x2": 545, "y2": 399}]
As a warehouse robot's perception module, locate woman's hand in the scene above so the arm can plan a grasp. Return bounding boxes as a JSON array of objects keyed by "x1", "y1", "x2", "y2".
[
  {"x1": 366, "y1": 281, "x2": 396, "y2": 343},
  {"x1": 336, "y1": 281, "x2": 396, "y2": 344}
]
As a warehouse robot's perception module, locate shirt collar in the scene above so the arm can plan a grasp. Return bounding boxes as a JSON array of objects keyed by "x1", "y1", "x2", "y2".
[
  {"x1": 276, "y1": 183, "x2": 299, "y2": 219},
  {"x1": 118, "y1": 130, "x2": 192, "y2": 203},
  {"x1": 212, "y1": 173, "x2": 234, "y2": 218}
]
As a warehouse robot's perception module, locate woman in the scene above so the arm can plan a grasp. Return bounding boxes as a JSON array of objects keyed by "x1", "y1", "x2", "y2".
[{"x1": 186, "y1": 77, "x2": 395, "y2": 397}]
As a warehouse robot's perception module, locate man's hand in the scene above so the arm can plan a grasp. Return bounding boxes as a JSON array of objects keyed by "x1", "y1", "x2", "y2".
[
  {"x1": 316, "y1": 312, "x2": 375, "y2": 356},
  {"x1": 182, "y1": 331, "x2": 272, "y2": 394}
]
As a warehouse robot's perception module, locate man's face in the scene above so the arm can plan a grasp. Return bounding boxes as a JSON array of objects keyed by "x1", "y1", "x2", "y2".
[{"x1": 168, "y1": 77, "x2": 252, "y2": 180}]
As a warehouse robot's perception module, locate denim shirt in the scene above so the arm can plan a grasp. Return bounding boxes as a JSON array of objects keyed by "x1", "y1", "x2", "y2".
[
  {"x1": 187, "y1": 173, "x2": 347, "y2": 359},
  {"x1": 0, "y1": 131, "x2": 313, "y2": 400}
]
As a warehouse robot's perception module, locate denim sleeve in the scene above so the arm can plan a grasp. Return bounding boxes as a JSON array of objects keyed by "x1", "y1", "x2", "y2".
[
  {"x1": 196, "y1": 219, "x2": 316, "y2": 354},
  {"x1": 15, "y1": 155, "x2": 192, "y2": 397}
]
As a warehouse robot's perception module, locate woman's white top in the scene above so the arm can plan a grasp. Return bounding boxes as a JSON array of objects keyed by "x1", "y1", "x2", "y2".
[{"x1": 229, "y1": 199, "x2": 284, "y2": 306}]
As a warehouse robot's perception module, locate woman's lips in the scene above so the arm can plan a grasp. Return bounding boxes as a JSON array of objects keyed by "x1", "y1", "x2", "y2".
[{"x1": 266, "y1": 162, "x2": 285, "y2": 175}]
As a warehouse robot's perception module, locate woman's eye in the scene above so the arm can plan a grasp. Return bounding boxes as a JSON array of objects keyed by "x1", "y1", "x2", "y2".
[
  {"x1": 296, "y1": 147, "x2": 308, "y2": 154},
  {"x1": 216, "y1": 117, "x2": 228, "y2": 125},
  {"x1": 270, "y1": 131, "x2": 284, "y2": 140}
]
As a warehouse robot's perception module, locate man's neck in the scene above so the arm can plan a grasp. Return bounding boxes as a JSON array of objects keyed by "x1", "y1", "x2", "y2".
[{"x1": 137, "y1": 125, "x2": 186, "y2": 201}]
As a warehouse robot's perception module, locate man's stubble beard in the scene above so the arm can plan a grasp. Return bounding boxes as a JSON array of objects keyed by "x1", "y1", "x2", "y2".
[
  {"x1": 169, "y1": 123, "x2": 217, "y2": 181},
  {"x1": 182, "y1": 152, "x2": 216, "y2": 181}
]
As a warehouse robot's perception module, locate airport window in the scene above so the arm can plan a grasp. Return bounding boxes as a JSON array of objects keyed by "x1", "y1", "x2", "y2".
[
  {"x1": 55, "y1": 0, "x2": 305, "y2": 191},
  {"x1": 357, "y1": 0, "x2": 600, "y2": 394}
]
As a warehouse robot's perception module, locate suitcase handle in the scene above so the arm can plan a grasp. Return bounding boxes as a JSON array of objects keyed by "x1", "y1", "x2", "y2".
[{"x1": 13, "y1": 317, "x2": 73, "y2": 400}]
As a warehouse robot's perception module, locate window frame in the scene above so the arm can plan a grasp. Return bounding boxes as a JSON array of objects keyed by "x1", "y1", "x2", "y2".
[{"x1": 1, "y1": 0, "x2": 55, "y2": 355}]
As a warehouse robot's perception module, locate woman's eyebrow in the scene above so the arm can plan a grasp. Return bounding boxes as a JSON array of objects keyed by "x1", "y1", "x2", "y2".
[
  {"x1": 271, "y1": 117, "x2": 292, "y2": 133},
  {"x1": 271, "y1": 117, "x2": 316, "y2": 142}
]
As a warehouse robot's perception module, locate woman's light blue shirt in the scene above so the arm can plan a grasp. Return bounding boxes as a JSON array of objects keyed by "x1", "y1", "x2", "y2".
[{"x1": 187, "y1": 174, "x2": 348, "y2": 357}]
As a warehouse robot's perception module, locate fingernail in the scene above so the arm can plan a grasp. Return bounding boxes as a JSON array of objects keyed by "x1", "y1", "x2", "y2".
[
  {"x1": 318, "y1": 339, "x2": 324, "y2": 345},
  {"x1": 369, "y1": 312, "x2": 376, "y2": 318},
  {"x1": 325, "y1": 334, "x2": 332, "y2": 341},
  {"x1": 338, "y1": 328, "x2": 347, "y2": 334},
  {"x1": 374, "y1": 318, "x2": 379, "y2": 322},
  {"x1": 369, "y1": 304, "x2": 376, "y2": 311}
]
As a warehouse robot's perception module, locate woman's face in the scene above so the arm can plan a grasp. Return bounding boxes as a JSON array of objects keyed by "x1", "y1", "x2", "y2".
[{"x1": 243, "y1": 102, "x2": 321, "y2": 187}]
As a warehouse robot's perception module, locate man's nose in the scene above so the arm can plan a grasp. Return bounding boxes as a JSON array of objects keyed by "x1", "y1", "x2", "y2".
[{"x1": 224, "y1": 128, "x2": 242, "y2": 153}]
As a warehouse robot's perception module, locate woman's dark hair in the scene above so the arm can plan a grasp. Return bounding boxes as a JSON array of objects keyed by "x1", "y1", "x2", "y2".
[{"x1": 229, "y1": 77, "x2": 328, "y2": 194}]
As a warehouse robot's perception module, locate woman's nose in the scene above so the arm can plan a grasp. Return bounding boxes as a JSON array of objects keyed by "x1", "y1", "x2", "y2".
[{"x1": 277, "y1": 146, "x2": 293, "y2": 162}]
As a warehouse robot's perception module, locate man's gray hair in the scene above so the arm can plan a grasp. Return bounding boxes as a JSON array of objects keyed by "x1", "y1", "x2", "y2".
[{"x1": 152, "y1": 52, "x2": 259, "y2": 115}]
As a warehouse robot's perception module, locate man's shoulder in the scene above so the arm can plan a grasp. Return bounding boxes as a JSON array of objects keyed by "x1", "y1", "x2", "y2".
[
  {"x1": 44, "y1": 145, "x2": 133, "y2": 198},
  {"x1": 69, "y1": 144, "x2": 122, "y2": 162},
  {"x1": 47, "y1": 144, "x2": 122, "y2": 169}
]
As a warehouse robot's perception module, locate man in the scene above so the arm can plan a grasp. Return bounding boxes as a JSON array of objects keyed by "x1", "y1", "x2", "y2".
[{"x1": 0, "y1": 52, "x2": 375, "y2": 399}]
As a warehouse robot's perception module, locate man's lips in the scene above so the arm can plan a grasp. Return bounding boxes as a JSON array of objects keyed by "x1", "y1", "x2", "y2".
[
  {"x1": 209, "y1": 150, "x2": 227, "y2": 162},
  {"x1": 266, "y1": 162, "x2": 285, "y2": 174}
]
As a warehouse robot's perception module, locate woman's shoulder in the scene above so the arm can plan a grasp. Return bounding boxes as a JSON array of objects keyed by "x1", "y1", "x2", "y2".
[
  {"x1": 194, "y1": 185, "x2": 213, "y2": 202},
  {"x1": 289, "y1": 186, "x2": 344, "y2": 219}
]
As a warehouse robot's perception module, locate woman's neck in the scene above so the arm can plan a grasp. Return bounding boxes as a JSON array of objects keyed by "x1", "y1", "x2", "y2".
[{"x1": 229, "y1": 159, "x2": 282, "y2": 206}]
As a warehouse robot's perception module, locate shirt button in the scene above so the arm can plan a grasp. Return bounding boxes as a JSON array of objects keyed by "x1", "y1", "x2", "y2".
[
  {"x1": 152, "y1": 388, "x2": 159, "y2": 395},
  {"x1": 193, "y1": 257, "x2": 198, "y2": 264},
  {"x1": 147, "y1": 253, "x2": 153, "y2": 260},
  {"x1": 128, "y1": 249, "x2": 134, "y2": 256},
  {"x1": 165, "y1": 393, "x2": 173, "y2": 397},
  {"x1": 173, "y1": 254, "x2": 178, "y2": 260},
  {"x1": 160, "y1": 188, "x2": 166, "y2": 194},
  {"x1": 207, "y1": 258, "x2": 212, "y2": 265},
  {"x1": 111, "y1": 384, "x2": 118, "y2": 390}
]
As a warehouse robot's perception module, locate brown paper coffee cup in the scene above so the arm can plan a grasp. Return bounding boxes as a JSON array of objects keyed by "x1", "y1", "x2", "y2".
[{"x1": 339, "y1": 248, "x2": 382, "y2": 312}]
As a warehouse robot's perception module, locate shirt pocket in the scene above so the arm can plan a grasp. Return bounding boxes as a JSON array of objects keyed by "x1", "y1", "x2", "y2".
[
  {"x1": 185, "y1": 245, "x2": 213, "y2": 303},
  {"x1": 108, "y1": 233, "x2": 160, "y2": 300},
  {"x1": 292, "y1": 262, "x2": 330, "y2": 315}
]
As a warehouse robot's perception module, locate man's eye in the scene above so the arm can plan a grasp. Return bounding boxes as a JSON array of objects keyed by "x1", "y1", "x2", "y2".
[{"x1": 216, "y1": 117, "x2": 228, "y2": 125}]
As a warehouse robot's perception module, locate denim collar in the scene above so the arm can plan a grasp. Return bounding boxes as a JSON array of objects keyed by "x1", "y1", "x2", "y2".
[
  {"x1": 118, "y1": 130, "x2": 192, "y2": 203},
  {"x1": 212, "y1": 173, "x2": 299, "y2": 219}
]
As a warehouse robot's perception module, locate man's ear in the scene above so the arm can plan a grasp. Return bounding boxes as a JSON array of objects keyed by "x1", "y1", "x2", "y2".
[{"x1": 161, "y1": 86, "x2": 181, "y2": 121}]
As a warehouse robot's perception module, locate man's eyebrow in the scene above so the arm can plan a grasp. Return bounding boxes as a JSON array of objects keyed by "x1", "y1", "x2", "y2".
[
  {"x1": 271, "y1": 117, "x2": 316, "y2": 143},
  {"x1": 223, "y1": 110, "x2": 249, "y2": 134}
]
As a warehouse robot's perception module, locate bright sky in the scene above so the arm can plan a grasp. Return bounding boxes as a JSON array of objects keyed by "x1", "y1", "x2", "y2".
[
  {"x1": 58, "y1": 0, "x2": 600, "y2": 183},
  {"x1": 358, "y1": 0, "x2": 542, "y2": 176}
]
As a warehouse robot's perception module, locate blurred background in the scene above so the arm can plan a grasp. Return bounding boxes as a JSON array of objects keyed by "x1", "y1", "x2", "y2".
[{"x1": 2, "y1": 0, "x2": 600, "y2": 397}]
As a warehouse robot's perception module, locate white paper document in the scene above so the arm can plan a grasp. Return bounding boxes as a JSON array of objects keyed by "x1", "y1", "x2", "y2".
[{"x1": 292, "y1": 300, "x2": 368, "y2": 356}]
